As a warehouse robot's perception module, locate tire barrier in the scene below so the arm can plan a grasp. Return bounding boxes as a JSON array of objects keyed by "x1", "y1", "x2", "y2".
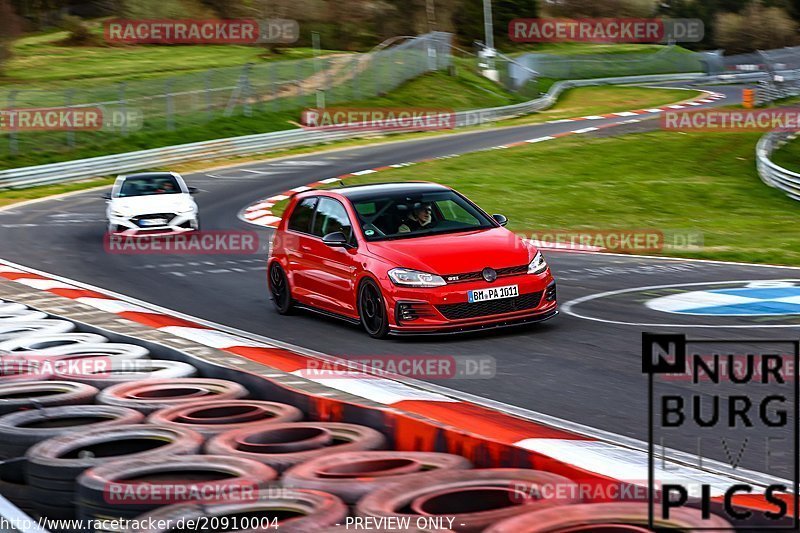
[
  {"x1": 54, "y1": 359, "x2": 198, "y2": 389},
  {"x1": 356, "y1": 469, "x2": 583, "y2": 533},
  {"x1": 0, "y1": 303, "x2": 28, "y2": 314},
  {"x1": 147, "y1": 400, "x2": 304, "y2": 437},
  {"x1": 0, "y1": 332, "x2": 108, "y2": 352},
  {"x1": 0, "y1": 309, "x2": 48, "y2": 322},
  {"x1": 282, "y1": 451, "x2": 473, "y2": 504},
  {"x1": 25, "y1": 424, "x2": 203, "y2": 519},
  {"x1": 0, "y1": 381, "x2": 98, "y2": 415},
  {"x1": 97, "y1": 378, "x2": 249, "y2": 414},
  {"x1": 206, "y1": 422, "x2": 387, "y2": 473},
  {"x1": 124, "y1": 489, "x2": 348, "y2": 533},
  {"x1": 39, "y1": 342, "x2": 150, "y2": 361},
  {"x1": 0, "y1": 320, "x2": 74, "y2": 342},
  {"x1": 484, "y1": 502, "x2": 734, "y2": 532},
  {"x1": 0, "y1": 458, "x2": 33, "y2": 516},
  {"x1": 76, "y1": 455, "x2": 278, "y2": 522},
  {"x1": 0, "y1": 405, "x2": 145, "y2": 460}
]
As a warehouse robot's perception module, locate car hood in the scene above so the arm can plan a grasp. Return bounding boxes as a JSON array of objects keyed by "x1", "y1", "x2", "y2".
[
  {"x1": 366, "y1": 227, "x2": 535, "y2": 274},
  {"x1": 109, "y1": 194, "x2": 194, "y2": 215}
]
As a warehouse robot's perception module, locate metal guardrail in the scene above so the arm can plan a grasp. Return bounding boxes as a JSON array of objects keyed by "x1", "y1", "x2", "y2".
[
  {"x1": 0, "y1": 70, "x2": 769, "y2": 190},
  {"x1": 756, "y1": 130, "x2": 800, "y2": 202}
]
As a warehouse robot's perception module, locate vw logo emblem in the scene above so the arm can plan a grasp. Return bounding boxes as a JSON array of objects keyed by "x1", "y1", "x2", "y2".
[{"x1": 482, "y1": 267, "x2": 497, "y2": 283}]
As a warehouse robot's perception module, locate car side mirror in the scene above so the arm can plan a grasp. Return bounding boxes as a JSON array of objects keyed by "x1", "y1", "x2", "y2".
[
  {"x1": 188, "y1": 186, "x2": 199, "y2": 195},
  {"x1": 101, "y1": 192, "x2": 112, "y2": 200},
  {"x1": 322, "y1": 231, "x2": 352, "y2": 248},
  {"x1": 493, "y1": 214, "x2": 508, "y2": 227}
]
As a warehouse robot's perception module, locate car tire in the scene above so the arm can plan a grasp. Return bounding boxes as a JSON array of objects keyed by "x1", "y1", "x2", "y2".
[
  {"x1": 54, "y1": 359, "x2": 198, "y2": 389},
  {"x1": 0, "y1": 381, "x2": 98, "y2": 416},
  {"x1": 268, "y1": 262, "x2": 294, "y2": 315},
  {"x1": 282, "y1": 451, "x2": 473, "y2": 504},
  {"x1": 206, "y1": 422, "x2": 386, "y2": 473},
  {"x1": 0, "y1": 405, "x2": 144, "y2": 460},
  {"x1": 358, "y1": 278, "x2": 390, "y2": 339},
  {"x1": 0, "y1": 333, "x2": 108, "y2": 353},
  {"x1": 147, "y1": 400, "x2": 304, "y2": 437},
  {"x1": 0, "y1": 458, "x2": 34, "y2": 513},
  {"x1": 97, "y1": 378, "x2": 249, "y2": 414}
]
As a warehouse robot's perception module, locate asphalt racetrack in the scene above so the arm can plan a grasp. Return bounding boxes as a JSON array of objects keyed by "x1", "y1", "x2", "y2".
[{"x1": 3, "y1": 83, "x2": 793, "y2": 476}]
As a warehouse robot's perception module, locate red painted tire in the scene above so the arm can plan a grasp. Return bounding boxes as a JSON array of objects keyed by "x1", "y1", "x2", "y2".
[
  {"x1": 0, "y1": 333, "x2": 108, "y2": 352},
  {"x1": 484, "y1": 502, "x2": 734, "y2": 532},
  {"x1": 147, "y1": 400, "x2": 303, "y2": 437},
  {"x1": 123, "y1": 489, "x2": 348, "y2": 533},
  {"x1": 97, "y1": 378, "x2": 248, "y2": 414},
  {"x1": 283, "y1": 451, "x2": 473, "y2": 504},
  {"x1": 77, "y1": 454, "x2": 278, "y2": 520},
  {"x1": 206, "y1": 422, "x2": 386, "y2": 472},
  {"x1": 54, "y1": 358, "x2": 198, "y2": 389},
  {"x1": 357, "y1": 469, "x2": 582, "y2": 533},
  {"x1": 0, "y1": 405, "x2": 144, "y2": 460},
  {"x1": 0, "y1": 380, "x2": 98, "y2": 415}
]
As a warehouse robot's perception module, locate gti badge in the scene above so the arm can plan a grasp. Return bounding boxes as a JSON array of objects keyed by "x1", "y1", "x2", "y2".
[{"x1": 481, "y1": 267, "x2": 497, "y2": 283}]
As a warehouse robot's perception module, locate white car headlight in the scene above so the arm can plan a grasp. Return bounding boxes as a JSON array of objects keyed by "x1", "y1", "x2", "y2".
[
  {"x1": 388, "y1": 268, "x2": 446, "y2": 288},
  {"x1": 528, "y1": 251, "x2": 548, "y2": 275}
]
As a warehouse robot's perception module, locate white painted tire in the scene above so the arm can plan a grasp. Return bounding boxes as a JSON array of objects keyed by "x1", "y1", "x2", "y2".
[
  {"x1": 0, "y1": 310, "x2": 48, "y2": 322},
  {"x1": 37, "y1": 343, "x2": 150, "y2": 361},
  {"x1": 0, "y1": 320, "x2": 75, "y2": 342},
  {"x1": 0, "y1": 333, "x2": 108, "y2": 353},
  {"x1": 56, "y1": 359, "x2": 198, "y2": 389},
  {"x1": 0, "y1": 304, "x2": 28, "y2": 314}
]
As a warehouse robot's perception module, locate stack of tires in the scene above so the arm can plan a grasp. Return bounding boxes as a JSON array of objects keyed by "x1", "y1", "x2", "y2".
[{"x1": 0, "y1": 300, "x2": 734, "y2": 532}]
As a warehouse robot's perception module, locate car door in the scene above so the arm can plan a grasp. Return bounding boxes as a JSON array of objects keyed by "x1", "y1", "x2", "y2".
[
  {"x1": 283, "y1": 196, "x2": 319, "y2": 303},
  {"x1": 303, "y1": 197, "x2": 360, "y2": 316}
]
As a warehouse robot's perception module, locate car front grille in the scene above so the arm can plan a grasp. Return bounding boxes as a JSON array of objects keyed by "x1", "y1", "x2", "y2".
[
  {"x1": 132, "y1": 213, "x2": 176, "y2": 227},
  {"x1": 443, "y1": 265, "x2": 528, "y2": 284},
  {"x1": 436, "y1": 291, "x2": 543, "y2": 320}
]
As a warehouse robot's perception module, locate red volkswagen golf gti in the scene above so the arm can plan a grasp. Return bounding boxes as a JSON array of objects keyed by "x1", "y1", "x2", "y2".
[{"x1": 267, "y1": 182, "x2": 557, "y2": 338}]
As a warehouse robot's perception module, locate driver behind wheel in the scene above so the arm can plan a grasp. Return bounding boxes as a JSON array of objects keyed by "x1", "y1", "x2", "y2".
[{"x1": 398, "y1": 202, "x2": 434, "y2": 233}]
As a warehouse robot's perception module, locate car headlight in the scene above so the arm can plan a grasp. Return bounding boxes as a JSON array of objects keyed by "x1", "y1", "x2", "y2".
[
  {"x1": 528, "y1": 251, "x2": 548, "y2": 274},
  {"x1": 388, "y1": 268, "x2": 446, "y2": 287}
]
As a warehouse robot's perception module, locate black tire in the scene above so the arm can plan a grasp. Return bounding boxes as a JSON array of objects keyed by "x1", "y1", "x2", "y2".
[
  {"x1": 358, "y1": 279, "x2": 390, "y2": 339},
  {"x1": 0, "y1": 405, "x2": 144, "y2": 460},
  {"x1": 0, "y1": 381, "x2": 98, "y2": 416},
  {"x1": 77, "y1": 454, "x2": 278, "y2": 520},
  {"x1": 96, "y1": 378, "x2": 249, "y2": 414},
  {"x1": 26, "y1": 424, "x2": 203, "y2": 482},
  {"x1": 268, "y1": 262, "x2": 294, "y2": 315},
  {"x1": 0, "y1": 458, "x2": 32, "y2": 510},
  {"x1": 147, "y1": 400, "x2": 303, "y2": 437}
]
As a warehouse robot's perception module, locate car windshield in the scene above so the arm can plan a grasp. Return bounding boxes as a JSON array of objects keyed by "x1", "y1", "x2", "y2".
[
  {"x1": 118, "y1": 175, "x2": 182, "y2": 197},
  {"x1": 349, "y1": 189, "x2": 495, "y2": 242}
]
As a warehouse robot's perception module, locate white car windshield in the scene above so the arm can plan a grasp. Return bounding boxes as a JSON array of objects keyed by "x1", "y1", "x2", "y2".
[{"x1": 118, "y1": 175, "x2": 182, "y2": 197}]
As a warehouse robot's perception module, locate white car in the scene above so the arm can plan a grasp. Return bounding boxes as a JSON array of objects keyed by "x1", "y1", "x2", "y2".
[{"x1": 105, "y1": 172, "x2": 199, "y2": 235}]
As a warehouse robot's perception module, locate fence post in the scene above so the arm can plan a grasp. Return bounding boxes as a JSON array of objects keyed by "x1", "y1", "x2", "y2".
[
  {"x1": 353, "y1": 55, "x2": 361, "y2": 101},
  {"x1": 296, "y1": 60, "x2": 304, "y2": 108},
  {"x1": 243, "y1": 63, "x2": 253, "y2": 117},
  {"x1": 7, "y1": 91, "x2": 18, "y2": 156},
  {"x1": 165, "y1": 79, "x2": 175, "y2": 130},
  {"x1": 65, "y1": 89, "x2": 75, "y2": 149},
  {"x1": 271, "y1": 62, "x2": 279, "y2": 112},
  {"x1": 118, "y1": 83, "x2": 128, "y2": 137},
  {"x1": 204, "y1": 70, "x2": 213, "y2": 121}
]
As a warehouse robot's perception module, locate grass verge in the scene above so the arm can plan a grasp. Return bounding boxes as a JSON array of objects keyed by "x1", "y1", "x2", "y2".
[{"x1": 294, "y1": 130, "x2": 800, "y2": 266}]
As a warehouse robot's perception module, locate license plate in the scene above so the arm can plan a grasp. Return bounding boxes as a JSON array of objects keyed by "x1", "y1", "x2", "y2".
[
  {"x1": 468, "y1": 284, "x2": 519, "y2": 303},
  {"x1": 139, "y1": 219, "x2": 167, "y2": 227}
]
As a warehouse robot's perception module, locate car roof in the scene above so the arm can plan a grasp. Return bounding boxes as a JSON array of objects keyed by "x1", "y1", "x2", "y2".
[
  {"x1": 327, "y1": 182, "x2": 451, "y2": 201},
  {"x1": 119, "y1": 172, "x2": 180, "y2": 180}
]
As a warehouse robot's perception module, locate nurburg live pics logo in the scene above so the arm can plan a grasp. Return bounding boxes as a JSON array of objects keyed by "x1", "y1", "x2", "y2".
[{"x1": 643, "y1": 333, "x2": 799, "y2": 530}]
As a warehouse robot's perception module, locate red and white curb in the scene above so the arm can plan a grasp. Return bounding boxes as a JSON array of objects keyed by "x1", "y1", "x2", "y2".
[
  {"x1": 240, "y1": 90, "x2": 725, "y2": 255},
  {"x1": 0, "y1": 257, "x2": 780, "y2": 501}
]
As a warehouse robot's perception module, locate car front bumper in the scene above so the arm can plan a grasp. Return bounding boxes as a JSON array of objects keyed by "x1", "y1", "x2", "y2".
[
  {"x1": 382, "y1": 272, "x2": 558, "y2": 334},
  {"x1": 108, "y1": 212, "x2": 198, "y2": 236}
]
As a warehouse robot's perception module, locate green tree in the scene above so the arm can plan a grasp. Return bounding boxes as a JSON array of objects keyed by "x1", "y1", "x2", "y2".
[{"x1": 453, "y1": 0, "x2": 538, "y2": 47}]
